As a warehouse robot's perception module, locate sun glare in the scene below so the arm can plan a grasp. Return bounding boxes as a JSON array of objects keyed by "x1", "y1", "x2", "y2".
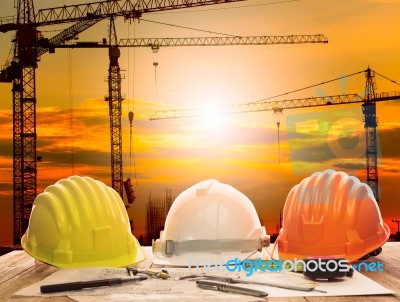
[{"x1": 200, "y1": 106, "x2": 225, "y2": 130}]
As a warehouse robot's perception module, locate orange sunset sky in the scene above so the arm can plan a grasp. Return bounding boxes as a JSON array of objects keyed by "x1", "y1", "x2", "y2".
[{"x1": 1, "y1": 0, "x2": 400, "y2": 244}]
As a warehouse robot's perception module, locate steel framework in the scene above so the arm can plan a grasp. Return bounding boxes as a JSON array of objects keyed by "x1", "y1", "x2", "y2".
[
  {"x1": 106, "y1": 17, "x2": 124, "y2": 198},
  {"x1": 12, "y1": 0, "x2": 38, "y2": 245},
  {"x1": 362, "y1": 68, "x2": 379, "y2": 202}
]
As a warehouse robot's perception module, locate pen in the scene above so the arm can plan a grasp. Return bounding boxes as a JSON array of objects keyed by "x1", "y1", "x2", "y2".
[
  {"x1": 40, "y1": 276, "x2": 148, "y2": 293},
  {"x1": 196, "y1": 280, "x2": 268, "y2": 297},
  {"x1": 174, "y1": 274, "x2": 202, "y2": 280}
]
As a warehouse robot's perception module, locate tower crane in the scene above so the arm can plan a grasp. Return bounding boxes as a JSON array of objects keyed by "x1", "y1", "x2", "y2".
[
  {"x1": 150, "y1": 68, "x2": 400, "y2": 205},
  {"x1": 0, "y1": 0, "x2": 247, "y2": 245},
  {"x1": 106, "y1": 17, "x2": 124, "y2": 200},
  {"x1": 39, "y1": 33, "x2": 328, "y2": 201}
]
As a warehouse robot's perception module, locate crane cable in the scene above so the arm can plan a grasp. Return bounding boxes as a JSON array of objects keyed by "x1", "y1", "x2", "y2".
[
  {"x1": 140, "y1": 18, "x2": 237, "y2": 37},
  {"x1": 252, "y1": 70, "x2": 365, "y2": 104},
  {"x1": 67, "y1": 49, "x2": 75, "y2": 174},
  {"x1": 139, "y1": 18, "x2": 237, "y2": 99},
  {"x1": 250, "y1": 69, "x2": 400, "y2": 105},
  {"x1": 273, "y1": 108, "x2": 283, "y2": 164},
  {"x1": 154, "y1": 61, "x2": 158, "y2": 98},
  {"x1": 151, "y1": 0, "x2": 299, "y2": 15},
  {"x1": 128, "y1": 20, "x2": 137, "y2": 185},
  {"x1": 375, "y1": 71, "x2": 400, "y2": 87},
  {"x1": 153, "y1": 53, "x2": 158, "y2": 99},
  {"x1": 277, "y1": 121, "x2": 281, "y2": 164}
]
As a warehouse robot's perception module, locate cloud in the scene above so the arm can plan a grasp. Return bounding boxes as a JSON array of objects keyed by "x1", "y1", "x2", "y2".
[
  {"x1": 0, "y1": 100, "x2": 116, "y2": 196},
  {"x1": 37, "y1": 147, "x2": 110, "y2": 167},
  {"x1": 0, "y1": 138, "x2": 13, "y2": 157},
  {"x1": 381, "y1": 166, "x2": 400, "y2": 174},
  {"x1": 288, "y1": 141, "x2": 334, "y2": 162},
  {"x1": 333, "y1": 162, "x2": 366, "y2": 171},
  {"x1": 379, "y1": 127, "x2": 400, "y2": 159},
  {"x1": 0, "y1": 182, "x2": 12, "y2": 197}
]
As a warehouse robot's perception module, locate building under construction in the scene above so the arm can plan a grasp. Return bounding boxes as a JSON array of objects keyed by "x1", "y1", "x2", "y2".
[{"x1": 145, "y1": 189, "x2": 174, "y2": 246}]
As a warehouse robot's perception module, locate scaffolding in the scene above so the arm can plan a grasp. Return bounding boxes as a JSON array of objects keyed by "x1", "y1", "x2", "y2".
[{"x1": 145, "y1": 189, "x2": 173, "y2": 245}]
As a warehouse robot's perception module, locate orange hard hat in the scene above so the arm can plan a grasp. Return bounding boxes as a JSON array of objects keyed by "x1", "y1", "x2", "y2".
[{"x1": 277, "y1": 169, "x2": 390, "y2": 262}]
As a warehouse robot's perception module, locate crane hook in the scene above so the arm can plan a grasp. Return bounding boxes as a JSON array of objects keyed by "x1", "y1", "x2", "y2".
[{"x1": 128, "y1": 111, "x2": 134, "y2": 126}]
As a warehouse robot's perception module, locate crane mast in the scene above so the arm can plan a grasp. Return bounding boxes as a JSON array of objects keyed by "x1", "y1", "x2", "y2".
[
  {"x1": 12, "y1": 0, "x2": 38, "y2": 245},
  {"x1": 106, "y1": 17, "x2": 124, "y2": 198},
  {"x1": 362, "y1": 68, "x2": 379, "y2": 202}
]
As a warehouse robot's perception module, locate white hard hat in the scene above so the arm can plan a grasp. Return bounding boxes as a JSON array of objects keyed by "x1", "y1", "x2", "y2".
[{"x1": 152, "y1": 179, "x2": 269, "y2": 266}]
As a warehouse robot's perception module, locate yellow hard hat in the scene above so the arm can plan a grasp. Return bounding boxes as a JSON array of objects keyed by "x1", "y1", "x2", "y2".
[{"x1": 21, "y1": 176, "x2": 146, "y2": 268}]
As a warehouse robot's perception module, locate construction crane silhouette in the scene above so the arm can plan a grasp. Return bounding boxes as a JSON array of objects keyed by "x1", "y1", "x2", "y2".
[
  {"x1": 41, "y1": 32, "x2": 327, "y2": 202},
  {"x1": 0, "y1": 0, "x2": 329, "y2": 246},
  {"x1": 39, "y1": 32, "x2": 327, "y2": 201},
  {"x1": 0, "y1": 0, "x2": 248, "y2": 245},
  {"x1": 150, "y1": 68, "x2": 400, "y2": 205}
]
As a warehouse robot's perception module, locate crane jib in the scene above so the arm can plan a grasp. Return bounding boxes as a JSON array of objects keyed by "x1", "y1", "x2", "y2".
[{"x1": 0, "y1": 0, "x2": 246, "y2": 32}]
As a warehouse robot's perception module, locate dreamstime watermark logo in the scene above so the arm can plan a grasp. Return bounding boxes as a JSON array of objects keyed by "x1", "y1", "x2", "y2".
[
  {"x1": 187, "y1": 256, "x2": 383, "y2": 277},
  {"x1": 286, "y1": 77, "x2": 382, "y2": 179}
]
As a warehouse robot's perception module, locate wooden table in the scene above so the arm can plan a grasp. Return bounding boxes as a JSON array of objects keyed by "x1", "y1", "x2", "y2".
[{"x1": 1, "y1": 242, "x2": 399, "y2": 301}]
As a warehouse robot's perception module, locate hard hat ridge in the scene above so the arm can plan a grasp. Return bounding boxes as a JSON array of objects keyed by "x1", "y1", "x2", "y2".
[
  {"x1": 153, "y1": 179, "x2": 270, "y2": 266},
  {"x1": 22, "y1": 175, "x2": 146, "y2": 268},
  {"x1": 278, "y1": 169, "x2": 390, "y2": 262}
]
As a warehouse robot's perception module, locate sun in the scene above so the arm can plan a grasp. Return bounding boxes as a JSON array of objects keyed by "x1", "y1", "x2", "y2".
[{"x1": 200, "y1": 106, "x2": 226, "y2": 130}]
